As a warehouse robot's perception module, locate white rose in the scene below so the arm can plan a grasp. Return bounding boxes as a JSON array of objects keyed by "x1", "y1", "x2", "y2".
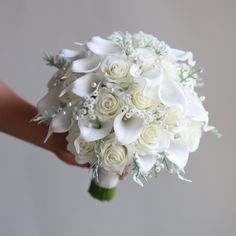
[
  {"x1": 74, "y1": 140, "x2": 96, "y2": 164},
  {"x1": 133, "y1": 47, "x2": 157, "y2": 71},
  {"x1": 180, "y1": 121, "x2": 202, "y2": 152},
  {"x1": 130, "y1": 84, "x2": 159, "y2": 111},
  {"x1": 131, "y1": 90, "x2": 153, "y2": 110},
  {"x1": 79, "y1": 141, "x2": 96, "y2": 155},
  {"x1": 164, "y1": 108, "x2": 186, "y2": 133},
  {"x1": 95, "y1": 88, "x2": 121, "y2": 121},
  {"x1": 128, "y1": 80, "x2": 157, "y2": 111},
  {"x1": 101, "y1": 55, "x2": 131, "y2": 83},
  {"x1": 100, "y1": 138, "x2": 131, "y2": 174},
  {"x1": 136, "y1": 122, "x2": 170, "y2": 155}
]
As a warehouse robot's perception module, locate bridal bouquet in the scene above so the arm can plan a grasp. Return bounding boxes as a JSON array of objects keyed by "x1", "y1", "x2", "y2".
[{"x1": 34, "y1": 32, "x2": 219, "y2": 201}]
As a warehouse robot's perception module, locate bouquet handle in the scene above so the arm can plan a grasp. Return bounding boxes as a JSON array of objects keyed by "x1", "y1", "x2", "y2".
[{"x1": 88, "y1": 167, "x2": 119, "y2": 201}]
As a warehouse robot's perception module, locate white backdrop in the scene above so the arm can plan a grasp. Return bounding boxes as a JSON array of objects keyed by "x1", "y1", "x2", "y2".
[{"x1": 0, "y1": 1, "x2": 235, "y2": 235}]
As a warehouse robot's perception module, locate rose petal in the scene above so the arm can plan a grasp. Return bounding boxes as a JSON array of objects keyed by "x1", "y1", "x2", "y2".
[
  {"x1": 136, "y1": 155, "x2": 156, "y2": 174},
  {"x1": 166, "y1": 139, "x2": 189, "y2": 169},
  {"x1": 159, "y1": 79, "x2": 187, "y2": 111},
  {"x1": 79, "y1": 121, "x2": 113, "y2": 142},
  {"x1": 87, "y1": 36, "x2": 123, "y2": 55},
  {"x1": 60, "y1": 73, "x2": 102, "y2": 98},
  {"x1": 72, "y1": 55, "x2": 101, "y2": 73},
  {"x1": 59, "y1": 49, "x2": 80, "y2": 58},
  {"x1": 73, "y1": 138, "x2": 95, "y2": 164},
  {"x1": 114, "y1": 112, "x2": 144, "y2": 145}
]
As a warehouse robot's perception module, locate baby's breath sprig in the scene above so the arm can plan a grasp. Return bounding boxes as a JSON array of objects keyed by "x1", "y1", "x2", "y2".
[
  {"x1": 180, "y1": 66, "x2": 203, "y2": 83},
  {"x1": 92, "y1": 143, "x2": 102, "y2": 182},
  {"x1": 133, "y1": 153, "x2": 148, "y2": 182}
]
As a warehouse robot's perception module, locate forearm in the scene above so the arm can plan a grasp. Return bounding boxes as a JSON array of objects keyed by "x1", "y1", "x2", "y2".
[{"x1": 0, "y1": 81, "x2": 55, "y2": 152}]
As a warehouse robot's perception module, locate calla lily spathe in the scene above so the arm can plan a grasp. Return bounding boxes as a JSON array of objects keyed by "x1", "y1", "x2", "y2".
[
  {"x1": 141, "y1": 68, "x2": 164, "y2": 97},
  {"x1": 59, "y1": 49, "x2": 80, "y2": 58},
  {"x1": 44, "y1": 106, "x2": 72, "y2": 142},
  {"x1": 114, "y1": 111, "x2": 144, "y2": 145},
  {"x1": 50, "y1": 107, "x2": 72, "y2": 133},
  {"x1": 169, "y1": 48, "x2": 195, "y2": 66},
  {"x1": 159, "y1": 79, "x2": 187, "y2": 111},
  {"x1": 66, "y1": 128, "x2": 96, "y2": 164},
  {"x1": 87, "y1": 36, "x2": 123, "y2": 55},
  {"x1": 78, "y1": 119, "x2": 113, "y2": 142},
  {"x1": 37, "y1": 87, "x2": 61, "y2": 118},
  {"x1": 136, "y1": 154, "x2": 157, "y2": 174},
  {"x1": 187, "y1": 95, "x2": 209, "y2": 122},
  {"x1": 60, "y1": 72, "x2": 102, "y2": 98},
  {"x1": 72, "y1": 55, "x2": 101, "y2": 73},
  {"x1": 166, "y1": 139, "x2": 189, "y2": 170}
]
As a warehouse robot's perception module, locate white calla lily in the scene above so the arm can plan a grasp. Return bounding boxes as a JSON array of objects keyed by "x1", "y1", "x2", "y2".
[
  {"x1": 87, "y1": 36, "x2": 123, "y2": 55},
  {"x1": 187, "y1": 96, "x2": 208, "y2": 122},
  {"x1": 164, "y1": 108, "x2": 186, "y2": 133},
  {"x1": 79, "y1": 121, "x2": 113, "y2": 142},
  {"x1": 166, "y1": 139, "x2": 189, "y2": 169},
  {"x1": 60, "y1": 73, "x2": 102, "y2": 98},
  {"x1": 136, "y1": 155, "x2": 156, "y2": 174},
  {"x1": 159, "y1": 79, "x2": 187, "y2": 111},
  {"x1": 180, "y1": 121, "x2": 202, "y2": 152},
  {"x1": 66, "y1": 129, "x2": 95, "y2": 164},
  {"x1": 59, "y1": 49, "x2": 80, "y2": 58},
  {"x1": 74, "y1": 139, "x2": 96, "y2": 164},
  {"x1": 73, "y1": 138, "x2": 81, "y2": 154},
  {"x1": 47, "y1": 66, "x2": 69, "y2": 89},
  {"x1": 114, "y1": 112, "x2": 144, "y2": 145},
  {"x1": 37, "y1": 87, "x2": 61, "y2": 117},
  {"x1": 142, "y1": 68, "x2": 163, "y2": 86},
  {"x1": 44, "y1": 107, "x2": 72, "y2": 142},
  {"x1": 170, "y1": 48, "x2": 195, "y2": 66},
  {"x1": 133, "y1": 174, "x2": 144, "y2": 187},
  {"x1": 49, "y1": 107, "x2": 72, "y2": 133},
  {"x1": 142, "y1": 68, "x2": 163, "y2": 96},
  {"x1": 72, "y1": 55, "x2": 101, "y2": 73}
]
